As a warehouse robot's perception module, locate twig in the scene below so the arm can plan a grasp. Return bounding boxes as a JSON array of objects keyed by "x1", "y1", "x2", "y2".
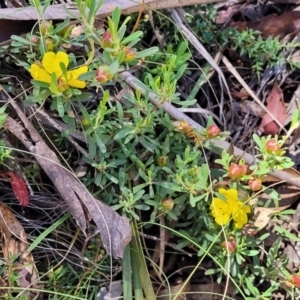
[{"x1": 169, "y1": 8, "x2": 230, "y2": 100}]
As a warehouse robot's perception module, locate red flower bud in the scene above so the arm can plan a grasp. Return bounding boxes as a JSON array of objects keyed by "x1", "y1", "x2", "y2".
[
  {"x1": 29, "y1": 36, "x2": 39, "y2": 44},
  {"x1": 248, "y1": 178, "x2": 262, "y2": 191},
  {"x1": 292, "y1": 274, "x2": 300, "y2": 288},
  {"x1": 221, "y1": 237, "x2": 236, "y2": 253},
  {"x1": 266, "y1": 139, "x2": 280, "y2": 154},
  {"x1": 207, "y1": 124, "x2": 220, "y2": 138},
  {"x1": 95, "y1": 69, "x2": 113, "y2": 83},
  {"x1": 228, "y1": 163, "x2": 244, "y2": 179},
  {"x1": 161, "y1": 198, "x2": 174, "y2": 210},
  {"x1": 123, "y1": 46, "x2": 136, "y2": 62},
  {"x1": 102, "y1": 31, "x2": 113, "y2": 48},
  {"x1": 240, "y1": 164, "x2": 249, "y2": 176}
]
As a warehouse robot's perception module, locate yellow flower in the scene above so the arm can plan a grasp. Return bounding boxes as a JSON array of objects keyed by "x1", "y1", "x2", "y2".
[
  {"x1": 29, "y1": 51, "x2": 88, "y2": 91},
  {"x1": 210, "y1": 188, "x2": 251, "y2": 229}
]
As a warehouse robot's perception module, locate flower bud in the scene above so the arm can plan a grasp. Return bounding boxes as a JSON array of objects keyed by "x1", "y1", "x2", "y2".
[
  {"x1": 40, "y1": 21, "x2": 52, "y2": 36},
  {"x1": 207, "y1": 124, "x2": 220, "y2": 138},
  {"x1": 95, "y1": 69, "x2": 113, "y2": 83},
  {"x1": 240, "y1": 164, "x2": 249, "y2": 176},
  {"x1": 266, "y1": 139, "x2": 280, "y2": 154},
  {"x1": 221, "y1": 237, "x2": 236, "y2": 253},
  {"x1": 157, "y1": 156, "x2": 167, "y2": 167},
  {"x1": 102, "y1": 31, "x2": 113, "y2": 48},
  {"x1": 161, "y1": 198, "x2": 174, "y2": 210},
  {"x1": 45, "y1": 38, "x2": 53, "y2": 51},
  {"x1": 81, "y1": 117, "x2": 91, "y2": 126},
  {"x1": 123, "y1": 46, "x2": 136, "y2": 62},
  {"x1": 172, "y1": 120, "x2": 192, "y2": 133},
  {"x1": 248, "y1": 178, "x2": 262, "y2": 191},
  {"x1": 228, "y1": 163, "x2": 244, "y2": 179},
  {"x1": 292, "y1": 274, "x2": 300, "y2": 288},
  {"x1": 29, "y1": 36, "x2": 39, "y2": 44}
]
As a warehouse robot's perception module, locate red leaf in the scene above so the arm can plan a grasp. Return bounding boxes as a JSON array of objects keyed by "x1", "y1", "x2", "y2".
[
  {"x1": 6, "y1": 172, "x2": 29, "y2": 207},
  {"x1": 259, "y1": 83, "x2": 288, "y2": 135}
]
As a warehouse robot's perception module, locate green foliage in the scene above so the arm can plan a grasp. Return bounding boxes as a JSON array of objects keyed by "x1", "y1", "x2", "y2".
[
  {"x1": 2, "y1": 2, "x2": 300, "y2": 299},
  {"x1": 186, "y1": 4, "x2": 293, "y2": 76}
]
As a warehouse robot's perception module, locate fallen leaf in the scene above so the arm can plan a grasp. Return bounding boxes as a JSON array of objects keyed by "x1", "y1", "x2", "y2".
[
  {"x1": 230, "y1": 11, "x2": 300, "y2": 38},
  {"x1": 6, "y1": 172, "x2": 29, "y2": 206},
  {"x1": 0, "y1": 171, "x2": 29, "y2": 206},
  {"x1": 260, "y1": 184, "x2": 300, "y2": 207},
  {"x1": 262, "y1": 167, "x2": 300, "y2": 183},
  {"x1": 250, "y1": 205, "x2": 289, "y2": 234},
  {"x1": 70, "y1": 24, "x2": 83, "y2": 38},
  {"x1": 259, "y1": 83, "x2": 288, "y2": 134},
  {"x1": 0, "y1": 202, "x2": 40, "y2": 298},
  {"x1": 215, "y1": 5, "x2": 241, "y2": 25}
]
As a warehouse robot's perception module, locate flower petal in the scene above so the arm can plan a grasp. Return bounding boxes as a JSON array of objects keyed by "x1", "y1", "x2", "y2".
[
  {"x1": 210, "y1": 198, "x2": 231, "y2": 226},
  {"x1": 232, "y1": 201, "x2": 251, "y2": 229},
  {"x1": 219, "y1": 188, "x2": 238, "y2": 206},
  {"x1": 42, "y1": 51, "x2": 69, "y2": 78},
  {"x1": 29, "y1": 64, "x2": 51, "y2": 83},
  {"x1": 67, "y1": 66, "x2": 88, "y2": 89}
]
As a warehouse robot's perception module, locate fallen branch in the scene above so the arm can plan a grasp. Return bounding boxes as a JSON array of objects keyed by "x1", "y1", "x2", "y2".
[{"x1": 0, "y1": 0, "x2": 225, "y2": 20}]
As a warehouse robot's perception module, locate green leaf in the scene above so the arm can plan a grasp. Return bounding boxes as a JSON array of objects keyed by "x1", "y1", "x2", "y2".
[
  {"x1": 133, "y1": 184, "x2": 148, "y2": 194},
  {"x1": 0, "y1": 105, "x2": 7, "y2": 128},
  {"x1": 111, "y1": 6, "x2": 121, "y2": 29},
  {"x1": 252, "y1": 133, "x2": 262, "y2": 148},
  {"x1": 104, "y1": 172, "x2": 118, "y2": 184},
  {"x1": 276, "y1": 226, "x2": 300, "y2": 242},
  {"x1": 59, "y1": 61, "x2": 68, "y2": 77},
  {"x1": 94, "y1": 132, "x2": 106, "y2": 153},
  {"x1": 204, "y1": 268, "x2": 219, "y2": 275},
  {"x1": 78, "y1": 71, "x2": 95, "y2": 81},
  {"x1": 240, "y1": 250, "x2": 259, "y2": 256},
  {"x1": 134, "y1": 204, "x2": 149, "y2": 210},
  {"x1": 114, "y1": 128, "x2": 131, "y2": 140},
  {"x1": 31, "y1": 80, "x2": 50, "y2": 88},
  {"x1": 23, "y1": 90, "x2": 52, "y2": 106},
  {"x1": 11, "y1": 35, "x2": 36, "y2": 46},
  {"x1": 56, "y1": 97, "x2": 64, "y2": 117},
  {"x1": 190, "y1": 193, "x2": 207, "y2": 207},
  {"x1": 121, "y1": 31, "x2": 143, "y2": 45},
  {"x1": 135, "y1": 47, "x2": 159, "y2": 59},
  {"x1": 155, "y1": 181, "x2": 183, "y2": 192}
]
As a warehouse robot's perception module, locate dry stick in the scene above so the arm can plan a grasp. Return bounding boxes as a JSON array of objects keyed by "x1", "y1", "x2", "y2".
[
  {"x1": 0, "y1": 0, "x2": 226, "y2": 21},
  {"x1": 169, "y1": 8, "x2": 231, "y2": 100},
  {"x1": 119, "y1": 70, "x2": 300, "y2": 188}
]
